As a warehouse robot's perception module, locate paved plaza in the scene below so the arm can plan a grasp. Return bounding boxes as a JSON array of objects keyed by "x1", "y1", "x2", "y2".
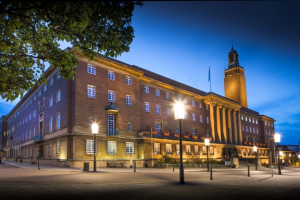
[{"x1": 0, "y1": 162, "x2": 299, "y2": 199}]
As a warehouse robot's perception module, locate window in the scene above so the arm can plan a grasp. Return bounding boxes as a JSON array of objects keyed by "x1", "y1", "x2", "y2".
[
  {"x1": 206, "y1": 104, "x2": 209, "y2": 110},
  {"x1": 44, "y1": 84, "x2": 47, "y2": 92},
  {"x1": 256, "y1": 120, "x2": 258, "y2": 124},
  {"x1": 29, "y1": 113, "x2": 31, "y2": 121},
  {"x1": 210, "y1": 147, "x2": 214, "y2": 155},
  {"x1": 265, "y1": 130, "x2": 268, "y2": 135},
  {"x1": 265, "y1": 121, "x2": 267, "y2": 125},
  {"x1": 195, "y1": 146, "x2": 199, "y2": 155},
  {"x1": 186, "y1": 145, "x2": 191, "y2": 155},
  {"x1": 87, "y1": 64, "x2": 95, "y2": 75},
  {"x1": 144, "y1": 86, "x2": 149, "y2": 93},
  {"x1": 86, "y1": 140, "x2": 96, "y2": 154},
  {"x1": 126, "y1": 94, "x2": 132, "y2": 106},
  {"x1": 50, "y1": 77, "x2": 53, "y2": 86},
  {"x1": 145, "y1": 102, "x2": 150, "y2": 112},
  {"x1": 56, "y1": 90, "x2": 61, "y2": 102},
  {"x1": 241, "y1": 116, "x2": 244, "y2": 120},
  {"x1": 49, "y1": 143, "x2": 53, "y2": 156},
  {"x1": 89, "y1": 117, "x2": 94, "y2": 126},
  {"x1": 108, "y1": 90, "x2": 115, "y2": 102},
  {"x1": 108, "y1": 141, "x2": 117, "y2": 154},
  {"x1": 33, "y1": 126, "x2": 36, "y2": 136},
  {"x1": 126, "y1": 142, "x2": 134, "y2": 154},
  {"x1": 202, "y1": 146, "x2": 207, "y2": 155},
  {"x1": 175, "y1": 126, "x2": 179, "y2": 134},
  {"x1": 206, "y1": 117, "x2": 209, "y2": 124},
  {"x1": 49, "y1": 96, "x2": 53, "y2": 107},
  {"x1": 155, "y1": 89, "x2": 160, "y2": 97},
  {"x1": 156, "y1": 105, "x2": 161, "y2": 114},
  {"x1": 253, "y1": 128, "x2": 255, "y2": 133},
  {"x1": 108, "y1": 71, "x2": 115, "y2": 80},
  {"x1": 176, "y1": 144, "x2": 180, "y2": 155},
  {"x1": 56, "y1": 113, "x2": 60, "y2": 130},
  {"x1": 257, "y1": 128, "x2": 259, "y2": 134},
  {"x1": 271, "y1": 123, "x2": 273, "y2": 127},
  {"x1": 155, "y1": 123, "x2": 162, "y2": 134},
  {"x1": 192, "y1": 128, "x2": 197, "y2": 136},
  {"x1": 33, "y1": 109, "x2": 36, "y2": 118},
  {"x1": 192, "y1": 113, "x2": 196, "y2": 121},
  {"x1": 56, "y1": 141, "x2": 60, "y2": 155},
  {"x1": 57, "y1": 73, "x2": 61, "y2": 79},
  {"x1": 250, "y1": 127, "x2": 252, "y2": 133},
  {"x1": 185, "y1": 112, "x2": 188, "y2": 120},
  {"x1": 166, "y1": 144, "x2": 172, "y2": 155},
  {"x1": 49, "y1": 117, "x2": 53, "y2": 132},
  {"x1": 126, "y1": 76, "x2": 131, "y2": 85},
  {"x1": 253, "y1": 119, "x2": 255, "y2": 123},
  {"x1": 128, "y1": 123, "x2": 131, "y2": 132},
  {"x1": 166, "y1": 107, "x2": 170, "y2": 116},
  {"x1": 246, "y1": 126, "x2": 248, "y2": 132},
  {"x1": 245, "y1": 117, "x2": 248, "y2": 121},
  {"x1": 192, "y1": 100, "x2": 195, "y2": 106},
  {"x1": 200, "y1": 115, "x2": 203, "y2": 123},
  {"x1": 166, "y1": 92, "x2": 169, "y2": 99},
  {"x1": 88, "y1": 86, "x2": 95, "y2": 98},
  {"x1": 154, "y1": 143, "x2": 160, "y2": 154},
  {"x1": 249, "y1": 118, "x2": 251, "y2": 122},
  {"x1": 199, "y1": 101, "x2": 202, "y2": 109},
  {"x1": 108, "y1": 114, "x2": 115, "y2": 135},
  {"x1": 38, "y1": 89, "x2": 41, "y2": 96},
  {"x1": 29, "y1": 99, "x2": 32, "y2": 104},
  {"x1": 34, "y1": 94, "x2": 36, "y2": 101},
  {"x1": 242, "y1": 125, "x2": 244, "y2": 131}
]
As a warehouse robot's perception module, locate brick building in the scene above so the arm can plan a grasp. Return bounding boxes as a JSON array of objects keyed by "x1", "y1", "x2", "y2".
[{"x1": 1, "y1": 47, "x2": 276, "y2": 167}]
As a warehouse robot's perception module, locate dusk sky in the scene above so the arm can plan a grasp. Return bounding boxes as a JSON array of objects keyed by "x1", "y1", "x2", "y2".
[{"x1": 1, "y1": 1, "x2": 299, "y2": 144}]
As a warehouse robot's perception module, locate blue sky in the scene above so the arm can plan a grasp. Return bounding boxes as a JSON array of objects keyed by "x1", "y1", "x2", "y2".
[{"x1": 1, "y1": 1, "x2": 299, "y2": 144}]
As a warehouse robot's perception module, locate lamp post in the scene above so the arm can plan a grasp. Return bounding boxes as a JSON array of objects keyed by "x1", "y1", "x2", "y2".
[
  {"x1": 253, "y1": 145, "x2": 257, "y2": 170},
  {"x1": 174, "y1": 101, "x2": 185, "y2": 184},
  {"x1": 205, "y1": 138, "x2": 210, "y2": 171},
  {"x1": 274, "y1": 133, "x2": 281, "y2": 175},
  {"x1": 92, "y1": 123, "x2": 99, "y2": 172}
]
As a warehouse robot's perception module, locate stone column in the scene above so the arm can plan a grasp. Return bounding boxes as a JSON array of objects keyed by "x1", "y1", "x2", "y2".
[
  {"x1": 209, "y1": 103, "x2": 215, "y2": 141},
  {"x1": 227, "y1": 108, "x2": 232, "y2": 144},
  {"x1": 233, "y1": 110, "x2": 238, "y2": 144},
  {"x1": 216, "y1": 105, "x2": 221, "y2": 143},
  {"x1": 222, "y1": 106, "x2": 227, "y2": 144},
  {"x1": 237, "y1": 111, "x2": 243, "y2": 145}
]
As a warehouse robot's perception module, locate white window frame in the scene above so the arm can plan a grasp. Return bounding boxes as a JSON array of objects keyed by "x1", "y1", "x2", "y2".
[
  {"x1": 166, "y1": 107, "x2": 170, "y2": 116},
  {"x1": 156, "y1": 105, "x2": 161, "y2": 114},
  {"x1": 145, "y1": 102, "x2": 150, "y2": 112},
  {"x1": 88, "y1": 85, "x2": 96, "y2": 98},
  {"x1": 87, "y1": 64, "x2": 96, "y2": 75},
  {"x1": 144, "y1": 86, "x2": 149, "y2": 94},
  {"x1": 56, "y1": 90, "x2": 61, "y2": 102},
  {"x1": 86, "y1": 140, "x2": 96, "y2": 154},
  {"x1": 49, "y1": 96, "x2": 53, "y2": 107},
  {"x1": 186, "y1": 145, "x2": 191, "y2": 155},
  {"x1": 192, "y1": 113, "x2": 196, "y2": 121},
  {"x1": 154, "y1": 143, "x2": 160, "y2": 154},
  {"x1": 192, "y1": 128, "x2": 197, "y2": 136},
  {"x1": 126, "y1": 142, "x2": 134, "y2": 154},
  {"x1": 49, "y1": 117, "x2": 53, "y2": 133},
  {"x1": 200, "y1": 115, "x2": 203, "y2": 123},
  {"x1": 155, "y1": 89, "x2": 160, "y2": 97},
  {"x1": 166, "y1": 144, "x2": 172, "y2": 155},
  {"x1": 192, "y1": 100, "x2": 195, "y2": 106},
  {"x1": 56, "y1": 141, "x2": 60, "y2": 155},
  {"x1": 126, "y1": 94, "x2": 132, "y2": 106},
  {"x1": 49, "y1": 143, "x2": 53, "y2": 156},
  {"x1": 44, "y1": 84, "x2": 47, "y2": 92},
  {"x1": 50, "y1": 77, "x2": 53, "y2": 86},
  {"x1": 126, "y1": 76, "x2": 132, "y2": 85},
  {"x1": 194, "y1": 146, "x2": 199, "y2": 155},
  {"x1": 128, "y1": 122, "x2": 131, "y2": 132},
  {"x1": 56, "y1": 113, "x2": 60, "y2": 130},
  {"x1": 108, "y1": 70, "x2": 115, "y2": 80},
  {"x1": 176, "y1": 144, "x2": 180, "y2": 155},
  {"x1": 210, "y1": 146, "x2": 214, "y2": 155},
  {"x1": 108, "y1": 90, "x2": 115, "y2": 102},
  {"x1": 107, "y1": 141, "x2": 117, "y2": 154}
]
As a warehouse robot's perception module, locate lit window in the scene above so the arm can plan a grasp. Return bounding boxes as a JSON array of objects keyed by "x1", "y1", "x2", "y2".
[
  {"x1": 210, "y1": 147, "x2": 214, "y2": 155},
  {"x1": 49, "y1": 143, "x2": 53, "y2": 156},
  {"x1": 202, "y1": 146, "x2": 207, "y2": 155},
  {"x1": 265, "y1": 121, "x2": 267, "y2": 125},
  {"x1": 108, "y1": 90, "x2": 115, "y2": 102},
  {"x1": 108, "y1": 71, "x2": 115, "y2": 80},
  {"x1": 144, "y1": 86, "x2": 149, "y2": 94},
  {"x1": 166, "y1": 107, "x2": 170, "y2": 116},
  {"x1": 250, "y1": 127, "x2": 252, "y2": 133},
  {"x1": 200, "y1": 115, "x2": 203, "y2": 123},
  {"x1": 56, "y1": 113, "x2": 60, "y2": 130},
  {"x1": 195, "y1": 146, "x2": 199, "y2": 155},
  {"x1": 49, "y1": 96, "x2": 53, "y2": 107},
  {"x1": 126, "y1": 76, "x2": 132, "y2": 85},
  {"x1": 88, "y1": 85, "x2": 95, "y2": 98},
  {"x1": 56, "y1": 141, "x2": 60, "y2": 155},
  {"x1": 87, "y1": 64, "x2": 95, "y2": 75},
  {"x1": 176, "y1": 144, "x2": 180, "y2": 155},
  {"x1": 192, "y1": 113, "x2": 196, "y2": 121},
  {"x1": 156, "y1": 89, "x2": 160, "y2": 97},
  {"x1": 241, "y1": 116, "x2": 244, "y2": 120},
  {"x1": 145, "y1": 102, "x2": 149, "y2": 112},
  {"x1": 156, "y1": 105, "x2": 161, "y2": 114},
  {"x1": 166, "y1": 144, "x2": 172, "y2": 155},
  {"x1": 126, "y1": 142, "x2": 134, "y2": 154},
  {"x1": 154, "y1": 143, "x2": 160, "y2": 154},
  {"x1": 245, "y1": 117, "x2": 248, "y2": 121},
  {"x1": 166, "y1": 92, "x2": 169, "y2": 99},
  {"x1": 126, "y1": 94, "x2": 132, "y2": 106},
  {"x1": 249, "y1": 118, "x2": 251, "y2": 122},
  {"x1": 49, "y1": 117, "x2": 53, "y2": 132},
  {"x1": 86, "y1": 140, "x2": 96, "y2": 154},
  {"x1": 128, "y1": 123, "x2": 131, "y2": 132},
  {"x1": 192, "y1": 128, "x2": 197, "y2": 136},
  {"x1": 108, "y1": 141, "x2": 117, "y2": 154},
  {"x1": 206, "y1": 117, "x2": 209, "y2": 124},
  {"x1": 271, "y1": 123, "x2": 273, "y2": 127},
  {"x1": 186, "y1": 145, "x2": 191, "y2": 155},
  {"x1": 192, "y1": 101, "x2": 195, "y2": 106},
  {"x1": 256, "y1": 120, "x2": 258, "y2": 124},
  {"x1": 57, "y1": 90, "x2": 61, "y2": 102}
]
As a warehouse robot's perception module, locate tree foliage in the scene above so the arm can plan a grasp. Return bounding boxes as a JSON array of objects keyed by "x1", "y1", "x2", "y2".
[{"x1": 0, "y1": 1, "x2": 143, "y2": 101}]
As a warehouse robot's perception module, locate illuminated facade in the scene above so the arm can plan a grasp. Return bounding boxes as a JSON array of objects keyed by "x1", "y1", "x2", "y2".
[{"x1": 2, "y1": 48, "x2": 275, "y2": 167}]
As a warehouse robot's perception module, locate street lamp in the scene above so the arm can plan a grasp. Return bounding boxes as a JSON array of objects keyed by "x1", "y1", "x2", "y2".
[
  {"x1": 205, "y1": 138, "x2": 210, "y2": 171},
  {"x1": 274, "y1": 133, "x2": 281, "y2": 175},
  {"x1": 298, "y1": 155, "x2": 300, "y2": 159},
  {"x1": 92, "y1": 123, "x2": 99, "y2": 172},
  {"x1": 253, "y1": 145, "x2": 258, "y2": 170},
  {"x1": 174, "y1": 101, "x2": 185, "y2": 184}
]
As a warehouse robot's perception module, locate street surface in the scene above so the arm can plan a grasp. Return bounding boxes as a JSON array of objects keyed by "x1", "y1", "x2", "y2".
[{"x1": 0, "y1": 162, "x2": 299, "y2": 199}]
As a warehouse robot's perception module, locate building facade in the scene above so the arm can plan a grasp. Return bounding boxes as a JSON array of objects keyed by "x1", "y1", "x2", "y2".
[{"x1": 1, "y1": 47, "x2": 276, "y2": 167}]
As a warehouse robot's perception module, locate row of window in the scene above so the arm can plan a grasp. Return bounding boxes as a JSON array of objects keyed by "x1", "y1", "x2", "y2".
[
  {"x1": 85, "y1": 141, "x2": 134, "y2": 154},
  {"x1": 154, "y1": 143, "x2": 214, "y2": 155},
  {"x1": 49, "y1": 113, "x2": 61, "y2": 133},
  {"x1": 242, "y1": 149, "x2": 268, "y2": 156},
  {"x1": 241, "y1": 116, "x2": 258, "y2": 124},
  {"x1": 265, "y1": 121, "x2": 273, "y2": 127},
  {"x1": 242, "y1": 126, "x2": 258, "y2": 134}
]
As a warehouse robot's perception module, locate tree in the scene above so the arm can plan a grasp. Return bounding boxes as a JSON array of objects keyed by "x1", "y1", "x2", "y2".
[{"x1": 0, "y1": 1, "x2": 143, "y2": 101}]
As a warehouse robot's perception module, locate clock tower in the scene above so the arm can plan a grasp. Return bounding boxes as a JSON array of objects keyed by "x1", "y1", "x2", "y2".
[{"x1": 224, "y1": 46, "x2": 248, "y2": 107}]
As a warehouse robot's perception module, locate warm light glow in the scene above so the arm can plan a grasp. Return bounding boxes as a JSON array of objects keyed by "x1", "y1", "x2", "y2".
[
  {"x1": 253, "y1": 146, "x2": 257, "y2": 152},
  {"x1": 92, "y1": 123, "x2": 99, "y2": 134},
  {"x1": 298, "y1": 155, "x2": 300, "y2": 159},
  {"x1": 205, "y1": 138, "x2": 210, "y2": 146},
  {"x1": 279, "y1": 151, "x2": 283, "y2": 156},
  {"x1": 174, "y1": 101, "x2": 185, "y2": 120},
  {"x1": 274, "y1": 133, "x2": 280, "y2": 143}
]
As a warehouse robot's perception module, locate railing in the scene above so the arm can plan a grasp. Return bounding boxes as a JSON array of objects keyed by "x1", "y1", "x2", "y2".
[
  {"x1": 155, "y1": 163, "x2": 227, "y2": 168},
  {"x1": 34, "y1": 134, "x2": 43, "y2": 142},
  {"x1": 107, "y1": 129, "x2": 119, "y2": 136}
]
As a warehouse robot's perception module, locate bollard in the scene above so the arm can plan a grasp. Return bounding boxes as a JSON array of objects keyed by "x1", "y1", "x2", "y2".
[
  {"x1": 134, "y1": 161, "x2": 136, "y2": 173},
  {"x1": 173, "y1": 163, "x2": 174, "y2": 172},
  {"x1": 210, "y1": 167, "x2": 213, "y2": 180},
  {"x1": 248, "y1": 165, "x2": 250, "y2": 177},
  {"x1": 38, "y1": 159, "x2": 40, "y2": 170}
]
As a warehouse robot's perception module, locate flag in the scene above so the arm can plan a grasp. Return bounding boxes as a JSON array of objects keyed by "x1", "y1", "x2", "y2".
[{"x1": 208, "y1": 67, "x2": 210, "y2": 82}]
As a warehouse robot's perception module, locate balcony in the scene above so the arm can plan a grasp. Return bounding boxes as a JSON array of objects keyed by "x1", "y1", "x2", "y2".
[
  {"x1": 107, "y1": 129, "x2": 119, "y2": 136},
  {"x1": 34, "y1": 134, "x2": 44, "y2": 143}
]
